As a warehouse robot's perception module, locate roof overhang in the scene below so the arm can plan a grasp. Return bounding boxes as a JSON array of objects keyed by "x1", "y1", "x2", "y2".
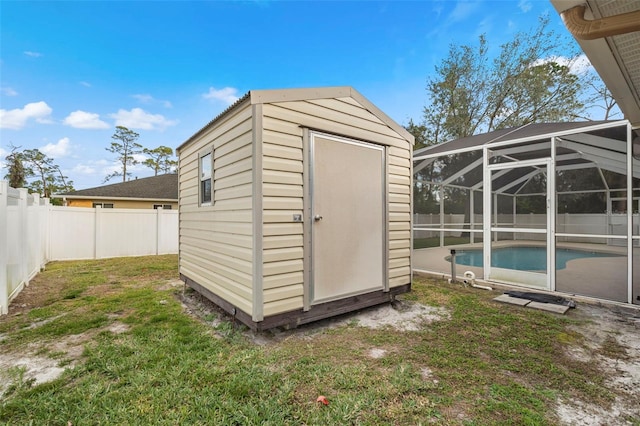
[{"x1": 550, "y1": 0, "x2": 640, "y2": 128}]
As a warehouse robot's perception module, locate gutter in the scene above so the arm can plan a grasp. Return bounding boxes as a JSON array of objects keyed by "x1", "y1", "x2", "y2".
[{"x1": 561, "y1": 4, "x2": 640, "y2": 40}]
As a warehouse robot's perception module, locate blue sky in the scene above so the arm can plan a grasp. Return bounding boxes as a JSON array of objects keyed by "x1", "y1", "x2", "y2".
[{"x1": 1, "y1": 0, "x2": 591, "y2": 190}]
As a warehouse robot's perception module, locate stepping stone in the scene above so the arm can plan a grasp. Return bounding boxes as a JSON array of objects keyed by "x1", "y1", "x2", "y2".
[
  {"x1": 493, "y1": 294, "x2": 531, "y2": 306},
  {"x1": 526, "y1": 301, "x2": 570, "y2": 314}
]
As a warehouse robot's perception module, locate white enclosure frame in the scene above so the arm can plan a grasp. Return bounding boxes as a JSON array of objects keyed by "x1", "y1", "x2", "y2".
[{"x1": 414, "y1": 120, "x2": 638, "y2": 304}]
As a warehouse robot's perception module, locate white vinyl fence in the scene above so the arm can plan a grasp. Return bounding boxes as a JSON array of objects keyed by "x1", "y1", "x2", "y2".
[{"x1": 0, "y1": 181, "x2": 178, "y2": 314}]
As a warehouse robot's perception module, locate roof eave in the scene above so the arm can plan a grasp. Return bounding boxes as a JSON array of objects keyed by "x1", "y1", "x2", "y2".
[{"x1": 51, "y1": 195, "x2": 178, "y2": 202}]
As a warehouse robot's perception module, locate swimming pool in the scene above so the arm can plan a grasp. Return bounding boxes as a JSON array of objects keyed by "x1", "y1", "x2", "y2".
[{"x1": 451, "y1": 247, "x2": 621, "y2": 271}]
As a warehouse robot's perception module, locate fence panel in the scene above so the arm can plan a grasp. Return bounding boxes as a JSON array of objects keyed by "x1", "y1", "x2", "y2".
[
  {"x1": 48, "y1": 207, "x2": 97, "y2": 260},
  {"x1": 157, "y1": 208, "x2": 179, "y2": 255},
  {"x1": 48, "y1": 206, "x2": 179, "y2": 260},
  {"x1": 0, "y1": 183, "x2": 48, "y2": 314},
  {"x1": 2, "y1": 180, "x2": 180, "y2": 314},
  {"x1": 98, "y1": 208, "x2": 159, "y2": 258}
]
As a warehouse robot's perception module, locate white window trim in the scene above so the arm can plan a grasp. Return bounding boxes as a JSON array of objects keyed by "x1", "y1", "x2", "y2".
[{"x1": 199, "y1": 148, "x2": 214, "y2": 206}]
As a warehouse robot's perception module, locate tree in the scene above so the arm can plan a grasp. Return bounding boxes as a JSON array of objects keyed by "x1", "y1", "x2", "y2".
[
  {"x1": 4, "y1": 145, "x2": 26, "y2": 188},
  {"x1": 581, "y1": 79, "x2": 621, "y2": 121},
  {"x1": 413, "y1": 17, "x2": 596, "y2": 228},
  {"x1": 105, "y1": 126, "x2": 142, "y2": 183},
  {"x1": 20, "y1": 149, "x2": 74, "y2": 199},
  {"x1": 421, "y1": 17, "x2": 586, "y2": 146},
  {"x1": 142, "y1": 145, "x2": 177, "y2": 176}
]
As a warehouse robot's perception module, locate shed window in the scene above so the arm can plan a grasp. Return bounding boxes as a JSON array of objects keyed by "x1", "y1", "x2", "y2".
[
  {"x1": 93, "y1": 203, "x2": 114, "y2": 208},
  {"x1": 200, "y1": 151, "x2": 213, "y2": 205},
  {"x1": 153, "y1": 204, "x2": 172, "y2": 210}
]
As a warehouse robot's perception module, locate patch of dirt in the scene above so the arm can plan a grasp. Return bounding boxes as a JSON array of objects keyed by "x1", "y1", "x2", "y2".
[
  {"x1": 368, "y1": 348, "x2": 387, "y2": 359},
  {"x1": 157, "y1": 279, "x2": 185, "y2": 292},
  {"x1": 178, "y1": 288, "x2": 450, "y2": 344},
  {"x1": 557, "y1": 303, "x2": 640, "y2": 425},
  {"x1": 0, "y1": 318, "x2": 131, "y2": 399},
  {"x1": 6, "y1": 280, "x2": 59, "y2": 317},
  {"x1": 347, "y1": 301, "x2": 449, "y2": 331}
]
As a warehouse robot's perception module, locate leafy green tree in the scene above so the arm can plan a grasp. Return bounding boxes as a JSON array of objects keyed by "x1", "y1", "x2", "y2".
[
  {"x1": 412, "y1": 17, "x2": 597, "y2": 225},
  {"x1": 4, "y1": 145, "x2": 26, "y2": 188},
  {"x1": 142, "y1": 145, "x2": 177, "y2": 176},
  {"x1": 20, "y1": 149, "x2": 74, "y2": 199},
  {"x1": 421, "y1": 17, "x2": 585, "y2": 146},
  {"x1": 407, "y1": 120, "x2": 440, "y2": 214},
  {"x1": 105, "y1": 126, "x2": 142, "y2": 183}
]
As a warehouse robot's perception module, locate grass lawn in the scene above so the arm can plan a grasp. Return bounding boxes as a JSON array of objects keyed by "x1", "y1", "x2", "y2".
[{"x1": 0, "y1": 255, "x2": 631, "y2": 424}]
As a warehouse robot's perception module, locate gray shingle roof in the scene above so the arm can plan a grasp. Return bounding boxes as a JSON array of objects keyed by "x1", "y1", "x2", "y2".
[{"x1": 56, "y1": 174, "x2": 178, "y2": 200}]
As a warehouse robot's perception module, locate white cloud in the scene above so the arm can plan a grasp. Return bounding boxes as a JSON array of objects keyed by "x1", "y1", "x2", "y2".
[
  {"x1": 72, "y1": 163, "x2": 97, "y2": 175},
  {"x1": 0, "y1": 101, "x2": 53, "y2": 130},
  {"x1": 24, "y1": 51, "x2": 42, "y2": 58},
  {"x1": 79, "y1": 81, "x2": 92, "y2": 87},
  {"x1": 40, "y1": 137, "x2": 72, "y2": 158},
  {"x1": 202, "y1": 87, "x2": 240, "y2": 105},
  {"x1": 532, "y1": 54, "x2": 593, "y2": 76},
  {"x1": 109, "y1": 108, "x2": 177, "y2": 130},
  {"x1": 0, "y1": 148, "x2": 6, "y2": 172},
  {"x1": 448, "y1": 1, "x2": 481, "y2": 23},
  {"x1": 1, "y1": 87, "x2": 18, "y2": 96},
  {"x1": 132, "y1": 153, "x2": 148, "y2": 163},
  {"x1": 132, "y1": 94, "x2": 172, "y2": 108},
  {"x1": 518, "y1": 0, "x2": 532, "y2": 12},
  {"x1": 63, "y1": 110, "x2": 110, "y2": 129},
  {"x1": 132, "y1": 94, "x2": 153, "y2": 103}
]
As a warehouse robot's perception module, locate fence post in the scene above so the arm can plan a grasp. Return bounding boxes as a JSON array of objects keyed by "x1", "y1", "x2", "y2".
[
  {"x1": 156, "y1": 207, "x2": 161, "y2": 255},
  {"x1": 0, "y1": 182, "x2": 8, "y2": 314},
  {"x1": 18, "y1": 188, "x2": 28, "y2": 288},
  {"x1": 94, "y1": 205, "x2": 101, "y2": 259},
  {"x1": 43, "y1": 198, "x2": 50, "y2": 267},
  {"x1": 31, "y1": 193, "x2": 40, "y2": 279}
]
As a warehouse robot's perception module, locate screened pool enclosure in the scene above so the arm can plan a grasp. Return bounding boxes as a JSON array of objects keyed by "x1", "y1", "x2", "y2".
[{"x1": 412, "y1": 120, "x2": 639, "y2": 305}]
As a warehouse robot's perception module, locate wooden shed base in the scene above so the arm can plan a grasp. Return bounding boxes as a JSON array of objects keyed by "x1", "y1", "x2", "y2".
[{"x1": 181, "y1": 274, "x2": 411, "y2": 331}]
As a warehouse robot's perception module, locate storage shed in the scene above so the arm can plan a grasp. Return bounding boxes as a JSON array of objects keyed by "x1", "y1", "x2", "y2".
[{"x1": 177, "y1": 87, "x2": 414, "y2": 330}]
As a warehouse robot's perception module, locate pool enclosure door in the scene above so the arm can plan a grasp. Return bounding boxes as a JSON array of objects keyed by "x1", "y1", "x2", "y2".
[
  {"x1": 309, "y1": 132, "x2": 386, "y2": 304},
  {"x1": 484, "y1": 158, "x2": 553, "y2": 289}
]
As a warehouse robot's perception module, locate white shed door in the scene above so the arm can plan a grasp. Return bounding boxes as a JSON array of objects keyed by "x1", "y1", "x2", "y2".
[{"x1": 311, "y1": 133, "x2": 385, "y2": 304}]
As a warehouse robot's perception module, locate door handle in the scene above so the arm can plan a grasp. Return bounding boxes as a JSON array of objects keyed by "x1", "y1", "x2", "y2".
[{"x1": 314, "y1": 215, "x2": 323, "y2": 221}]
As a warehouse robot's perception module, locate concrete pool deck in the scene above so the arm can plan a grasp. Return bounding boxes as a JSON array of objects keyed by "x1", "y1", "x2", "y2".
[{"x1": 413, "y1": 241, "x2": 639, "y2": 305}]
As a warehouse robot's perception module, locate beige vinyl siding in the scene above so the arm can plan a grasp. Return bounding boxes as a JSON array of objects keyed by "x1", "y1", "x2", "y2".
[
  {"x1": 261, "y1": 107, "x2": 305, "y2": 316},
  {"x1": 178, "y1": 102, "x2": 256, "y2": 315},
  {"x1": 387, "y1": 145, "x2": 412, "y2": 287},
  {"x1": 260, "y1": 97, "x2": 411, "y2": 316}
]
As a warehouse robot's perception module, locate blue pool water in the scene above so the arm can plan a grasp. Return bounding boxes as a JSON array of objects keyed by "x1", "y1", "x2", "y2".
[{"x1": 452, "y1": 247, "x2": 620, "y2": 271}]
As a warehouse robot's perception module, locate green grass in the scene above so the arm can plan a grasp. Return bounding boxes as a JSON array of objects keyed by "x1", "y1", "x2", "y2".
[{"x1": 0, "y1": 255, "x2": 624, "y2": 424}]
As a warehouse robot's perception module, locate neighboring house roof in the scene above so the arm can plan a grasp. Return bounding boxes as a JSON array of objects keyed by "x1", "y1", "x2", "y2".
[
  {"x1": 177, "y1": 86, "x2": 415, "y2": 152},
  {"x1": 53, "y1": 174, "x2": 178, "y2": 201},
  {"x1": 550, "y1": 0, "x2": 640, "y2": 127}
]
